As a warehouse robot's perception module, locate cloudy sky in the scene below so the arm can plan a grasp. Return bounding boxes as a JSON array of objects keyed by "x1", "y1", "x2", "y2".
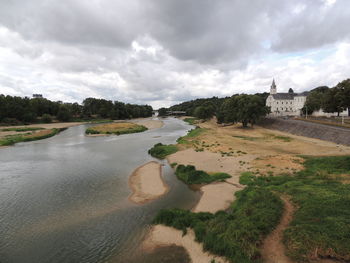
[{"x1": 0, "y1": 0, "x2": 349, "y2": 108}]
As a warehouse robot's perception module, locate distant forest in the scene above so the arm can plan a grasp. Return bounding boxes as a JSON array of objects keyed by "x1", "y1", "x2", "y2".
[{"x1": 0, "y1": 95, "x2": 153, "y2": 125}]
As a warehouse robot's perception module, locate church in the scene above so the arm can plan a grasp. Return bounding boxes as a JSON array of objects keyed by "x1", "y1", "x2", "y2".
[{"x1": 265, "y1": 80, "x2": 308, "y2": 117}]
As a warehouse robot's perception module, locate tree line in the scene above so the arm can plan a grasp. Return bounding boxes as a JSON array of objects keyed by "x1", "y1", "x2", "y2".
[
  {"x1": 0, "y1": 95, "x2": 153, "y2": 124},
  {"x1": 303, "y1": 79, "x2": 350, "y2": 116},
  {"x1": 161, "y1": 93, "x2": 270, "y2": 127}
]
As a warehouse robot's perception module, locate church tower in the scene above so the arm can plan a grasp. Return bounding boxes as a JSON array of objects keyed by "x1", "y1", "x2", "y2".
[{"x1": 270, "y1": 79, "x2": 277, "y2": 94}]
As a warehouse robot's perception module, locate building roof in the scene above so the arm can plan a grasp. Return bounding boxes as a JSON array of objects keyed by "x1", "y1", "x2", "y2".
[
  {"x1": 272, "y1": 91, "x2": 309, "y2": 100},
  {"x1": 272, "y1": 93, "x2": 294, "y2": 100}
]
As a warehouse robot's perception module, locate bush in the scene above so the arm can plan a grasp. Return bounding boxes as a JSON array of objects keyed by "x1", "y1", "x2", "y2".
[
  {"x1": 153, "y1": 187, "x2": 283, "y2": 262},
  {"x1": 175, "y1": 165, "x2": 231, "y2": 184},
  {"x1": 41, "y1": 114, "x2": 52, "y2": 123},
  {"x1": 148, "y1": 143, "x2": 178, "y2": 159}
]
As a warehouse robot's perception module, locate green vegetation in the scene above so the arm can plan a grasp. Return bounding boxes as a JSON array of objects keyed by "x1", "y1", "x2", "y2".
[
  {"x1": 303, "y1": 79, "x2": 350, "y2": 116},
  {"x1": 85, "y1": 123, "x2": 147, "y2": 135},
  {"x1": 1, "y1": 127, "x2": 44, "y2": 132},
  {"x1": 0, "y1": 95, "x2": 153, "y2": 125},
  {"x1": 177, "y1": 127, "x2": 207, "y2": 144},
  {"x1": 154, "y1": 155, "x2": 350, "y2": 262},
  {"x1": 183, "y1": 117, "x2": 198, "y2": 125},
  {"x1": 148, "y1": 143, "x2": 178, "y2": 159},
  {"x1": 154, "y1": 187, "x2": 283, "y2": 262},
  {"x1": 0, "y1": 128, "x2": 65, "y2": 146},
  {"x1": 271, "y1": 135, "x2": 292, "y2": 142},
  {"x1": 217, "y1": 94, "x2": 270, "y2": 127},
  {"x1": 175, "y1": 165, "x2": 231, "y2": 184},
  {"x1": 238, "y1": 155, "x2": 350, "y2": 262}
]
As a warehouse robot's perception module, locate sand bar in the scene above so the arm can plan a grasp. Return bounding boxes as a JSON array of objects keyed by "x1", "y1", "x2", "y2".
[
  {"x1": 143, "y1": 225, "x2": 229, "y2": 263},
  {"x1": 131, "y1": 118, "x2": 164, "y2": 129},
  {"x1": 129, "y1": 161, "x2": 169, "y2": 204}
]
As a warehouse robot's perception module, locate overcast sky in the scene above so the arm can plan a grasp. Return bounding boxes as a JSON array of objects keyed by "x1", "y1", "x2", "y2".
[{"x1": 0, "y1": 0, "x2": 349, "y2": 108}]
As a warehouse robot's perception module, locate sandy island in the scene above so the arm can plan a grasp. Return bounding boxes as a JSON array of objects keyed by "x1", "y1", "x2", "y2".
[{"x1": 129, "y1": 161, "x2": 169, "y2": 204}]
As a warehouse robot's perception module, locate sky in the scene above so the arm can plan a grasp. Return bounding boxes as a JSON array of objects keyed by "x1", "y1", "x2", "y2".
[{"x1": 0, "y1": 0, "x2": 350, "y2": 109}]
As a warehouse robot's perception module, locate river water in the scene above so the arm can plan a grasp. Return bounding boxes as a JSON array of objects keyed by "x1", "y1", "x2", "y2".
[{"x1": 0, "y1": 118, "x2": 199, "y2": 263}]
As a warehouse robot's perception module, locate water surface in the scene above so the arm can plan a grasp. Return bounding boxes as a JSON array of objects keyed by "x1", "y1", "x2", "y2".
[{"x1": 0, "y1": 118, "x2": 199, "y2": 263}]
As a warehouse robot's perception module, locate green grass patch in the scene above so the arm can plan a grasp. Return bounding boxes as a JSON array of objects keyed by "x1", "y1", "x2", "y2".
[
  {"x1": 1, "y1": 127, "x2": 44, "y2": 132},
  {"x1": 148, "y1": 143, "x2": 178, "y2": 159},
  {"x1": 177, "y1": 127, "x2": 207, "y2": 144},
  {"x1": 272, "y1": 135, "x2": 293, "y2": 142},
  {"x1": 183, "y1": 117, "x2": 198, "y2": 125},
  {"x1": 175, "y1": 165, "x2": 231, "y2": 184},
  {"x1": 238, "y1": 155, "x2": 350, "y2": 262},
  {"x1": 0, "y1": 128, "x2": 65, "y2": 146},
  {"x1": 154, "y1": 187, "x2": 283, "y2": 262}
]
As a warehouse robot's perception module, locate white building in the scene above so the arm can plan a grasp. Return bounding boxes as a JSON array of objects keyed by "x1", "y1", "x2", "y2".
[
  {"x1": 266, "y1": 80, "x2": 348, "y2": 117},
  {"x1": 266, "y1": 80, "x2": 308, "y2": 117}
]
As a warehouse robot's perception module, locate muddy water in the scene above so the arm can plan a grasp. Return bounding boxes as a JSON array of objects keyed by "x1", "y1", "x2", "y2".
[{"x1": 0, "y1": 118, "x2": 199, "y2": 263}]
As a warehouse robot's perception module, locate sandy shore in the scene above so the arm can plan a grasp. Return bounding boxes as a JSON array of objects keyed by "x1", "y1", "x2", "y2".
[
  {"x1": 143, "y1": 225, "x2": 229, "y2": 263},
  {"x1": 131, "y1": 118, "x2": 164, "y2": 129},
  {"x1": 129, "y1": 161, "x2": 169, "y2": 204}
]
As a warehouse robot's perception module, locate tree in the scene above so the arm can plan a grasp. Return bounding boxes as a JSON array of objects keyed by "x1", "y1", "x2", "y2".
[
  {"x1": 322, "y1": 87, "x2": 344, "y2": 116},
  {"x1": 218, "y1": 94, "x2": 269, "y2": 127},
  {"x1": 337, "y1": 79, "x2": 350, "y2": 116},
  {"x1": 57, "y1": 105, "x2": 72, "y2": 121},
  {"x1": 303, "y1": 86, "x2": 329, "y2": 115},
  {"x1": 42, "y1": 114, "x2": 52, "y2": 123},
  {"x1": 158, "y1": 108, "x2": 167, "y2": 117}
]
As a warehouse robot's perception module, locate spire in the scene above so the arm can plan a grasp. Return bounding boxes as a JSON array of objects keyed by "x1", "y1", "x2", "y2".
[{"x1": 270, "y1": 78, "x2": 277, "y2": 94}]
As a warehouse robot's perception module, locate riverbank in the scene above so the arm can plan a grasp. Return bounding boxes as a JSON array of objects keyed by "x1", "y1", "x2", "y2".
[
  {"x1": 145, "y1": 117, "x2": 350, "y2": 262},
  {"x1": 143, "y1": 225, "x2": 228, "y2": 263},
  {"x1": 129, "y1": 161, "x2": 169, "y2": 204}
]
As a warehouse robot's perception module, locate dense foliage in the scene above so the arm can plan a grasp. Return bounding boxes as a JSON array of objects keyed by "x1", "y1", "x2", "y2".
[
  {"x1": 218, "y1": 94, "x2": 270, "y2": 127},
  {"x1": 0, "y1": 95, "x2": 153, "y2": 124},
  {"x1": 175, "y1": 165, "x2": 231, "y2": 184},
  {"x1": 154, "y1": 187, "x2": 283, "y2": 262},
  {"x1": 148, "y1": 143, "x2": 178, "y2": 159},
  {"x1": 303, "y1": 79, "x2": 350, "y2": 116}
]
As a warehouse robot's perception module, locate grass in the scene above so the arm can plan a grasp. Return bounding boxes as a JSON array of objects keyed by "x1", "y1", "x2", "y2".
[
  {"x1": 175, "y1": 165, "x2": 231, "y2": 184},
  {"x1": 85, "y1": 122, "x2": 147, "y2": 135},
  {"x1": 238, "y1": 155, "x2": 350, "y2": 262},
  {"x1": 0, "y1": 128, "x2": 65, "y2": 146},
  {"x1": 148, "y1": 143, "x2": 178, "y2": 159},
  {"x1": 154, "y1": 187, "x2": 283, "y2": 262},
  {"x1": 183, "y1": 117, "x2": 198, "y2": 125},
  {"x1": 154, "y1": 155, "x2": 350, "y2": 262},
  {"x1": 1, "y1": 127, "x2": 45, "y2": 132},
  {"x1": 177, "y1": 127, "x2": 207, "y2": 144}
]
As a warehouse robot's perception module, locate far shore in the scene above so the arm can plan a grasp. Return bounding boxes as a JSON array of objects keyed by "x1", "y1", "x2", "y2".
[{"x1": 129, "y1": 161, "x2": 169, "y2": 204}]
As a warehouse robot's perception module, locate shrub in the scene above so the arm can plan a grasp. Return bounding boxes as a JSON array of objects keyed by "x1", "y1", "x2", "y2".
[
  {"x1": 42, "y1": 114, "x2": 52, "y2": 123},
  {"x1": 175, "y1": 165, "x2": 231, "y2": 184},
  {"x1": 148, "y1": 143, "x2": 178, "y2": 159}
]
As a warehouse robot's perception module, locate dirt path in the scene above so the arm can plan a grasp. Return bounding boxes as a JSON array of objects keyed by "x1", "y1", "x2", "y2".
[{"x1": 261, "y1": 195, "x2": 295, "y2": 263}]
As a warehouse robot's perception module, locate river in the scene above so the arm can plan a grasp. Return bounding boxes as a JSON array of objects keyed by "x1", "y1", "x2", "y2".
[{"x1": 0, "y1": 117, "x2": 200, "y2": 263}]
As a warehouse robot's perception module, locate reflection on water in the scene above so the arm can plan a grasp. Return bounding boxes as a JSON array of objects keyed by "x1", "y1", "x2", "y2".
[{"x1": 0, "y1": 118, "x2": 199, "y2": 263}]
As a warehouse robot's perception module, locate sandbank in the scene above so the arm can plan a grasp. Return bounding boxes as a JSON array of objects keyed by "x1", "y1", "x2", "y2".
[
  {"x1": 143, "y1": 225, "x2": 229, "y2": 263},
  {"x1": 131, "y1": 118, "x2": 164, "y2": 129},
  {"x1": 129, "y1": 161, "x2": 169, "y2": 204}
]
